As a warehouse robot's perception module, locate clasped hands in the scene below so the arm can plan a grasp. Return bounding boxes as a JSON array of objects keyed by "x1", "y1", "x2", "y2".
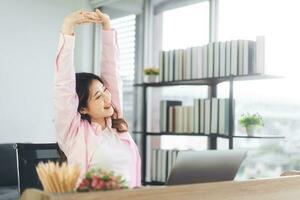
[{"x1": 62, "y1": 9, "x2": 110, "y2": 35}]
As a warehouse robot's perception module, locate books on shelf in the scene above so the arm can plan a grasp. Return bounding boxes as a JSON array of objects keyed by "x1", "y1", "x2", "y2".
[
  {"x1": 160, "y1": 100, "x2": 182, "y2": 132},
  {"x1": 159, "y1": 98, "x2": 233, "y2": 135},
  {"x1": 151, "y1": 149, "x2": 179, "y2": 182},
  {"x1": 156, "y1": 36, "x2": 265, "y2": 82}
]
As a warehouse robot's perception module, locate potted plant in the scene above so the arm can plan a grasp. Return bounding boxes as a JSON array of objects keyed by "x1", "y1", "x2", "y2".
[
  {"x1": 239, "y1": 113, "x2": 264, "y2": 136},
  {"x1": 144, "y1": 67, "x2": 159, "y2": 82}
]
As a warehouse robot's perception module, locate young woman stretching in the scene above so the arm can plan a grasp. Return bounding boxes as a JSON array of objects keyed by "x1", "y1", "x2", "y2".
[{"x1": 54, "y1": 9, "x2": 141, "y2": 188}]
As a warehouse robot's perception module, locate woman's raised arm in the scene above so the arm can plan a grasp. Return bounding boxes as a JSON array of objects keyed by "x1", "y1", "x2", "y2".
[
  {"x1": 54, "y1": 11, "x2": 101, "y2": 154},
  {"x1": 97, "y1": 10, "x2": 124, "y2": 118}
]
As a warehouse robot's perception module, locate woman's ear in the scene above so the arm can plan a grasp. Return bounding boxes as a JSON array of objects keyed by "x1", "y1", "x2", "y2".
[{"x1": 79, "y1": 107, "x2": 88, "y2": 115}]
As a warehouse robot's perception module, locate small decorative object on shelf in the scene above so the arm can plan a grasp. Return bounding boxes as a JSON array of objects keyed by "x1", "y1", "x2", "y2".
[
  {"x1": 36, "y1": 161, "x2": 81, "y2": 193},
  {"x1": 77, "y1": 168, "x2": 128, "y2": 192},
  {"x1": 239, "y1": 113, "x2": 264, "y2": 136},
  {"x1": 144, "y1": 67, "x2": 159, "y2": 82}
]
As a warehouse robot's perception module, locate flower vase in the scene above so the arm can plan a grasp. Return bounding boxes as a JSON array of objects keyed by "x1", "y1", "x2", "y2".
[
  {"x1": 144, "y1": 75, "x2": 158, "y2": 83},
  {"x1": 245, "y1": 125, "x2": 256, "y2": 136}
]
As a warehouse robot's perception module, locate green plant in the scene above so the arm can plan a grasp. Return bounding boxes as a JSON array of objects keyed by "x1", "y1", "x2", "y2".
[
  {"x1": 239, "y1": 113, "x2": 264, "y2": 128},
  {"x1": 144, "y1": 67, "x2": 159, "y2": 75}
]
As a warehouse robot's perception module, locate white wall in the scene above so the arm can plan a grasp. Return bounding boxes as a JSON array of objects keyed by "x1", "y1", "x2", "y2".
[{"x1": 0, "y1": 0, "x2": 94, "y2": 143}]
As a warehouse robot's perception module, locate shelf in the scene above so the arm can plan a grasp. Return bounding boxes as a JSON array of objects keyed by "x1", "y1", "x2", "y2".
[
  {"x1": 233, "y1": 135, "x2": 285, "y2": 139},
  {"x1": 132, "y1": 131, "x2": 229, "y2": 139},
  {"x1": 133, "y1": 131, "x2": 285, "y2": 139},
  {"x1": 143, "y1": 181, "x2": 165, "y2": 186},
  {"x1": 134, "y1": 74, "x2": 282, "y2": 87}
]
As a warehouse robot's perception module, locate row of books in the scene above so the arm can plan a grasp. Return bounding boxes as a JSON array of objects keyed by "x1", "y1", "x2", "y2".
[
  {"x1": 160, "y1": 98, "x2": 232, "y2": 135},
  {"x1": 158, "y1": 36, "x2": 265, "y2": 82},
  {"x1": 151, "y1": 149, "x2": 179, "y2": 182}
]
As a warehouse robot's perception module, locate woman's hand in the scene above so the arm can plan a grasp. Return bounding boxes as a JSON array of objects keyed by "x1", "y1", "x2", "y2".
[
  {"x1": 95, "y1": 9, "x2": 111, "y2": 30},
  {"x1": 61, "y1": 10, "x2": 102, "y2": 35}
]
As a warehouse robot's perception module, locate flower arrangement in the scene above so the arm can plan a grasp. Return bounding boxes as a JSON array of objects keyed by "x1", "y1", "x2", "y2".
[
  {"x1": 77, "y1": 168, "x2": 128, "y2": 192},
  {"x1": 143, "y1": 67, "x2": 159, "y2": 76},
  {"x1": 239, "y1": 113, "x2": 264, "y2": 127}
]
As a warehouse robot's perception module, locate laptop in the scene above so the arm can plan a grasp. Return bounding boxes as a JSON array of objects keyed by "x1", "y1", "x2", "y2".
[{"x1": 166, "y1": 150, "x2": 247, "y2": 185}]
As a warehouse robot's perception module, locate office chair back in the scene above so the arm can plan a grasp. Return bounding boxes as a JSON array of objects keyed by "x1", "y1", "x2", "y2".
[
  {"x1": 0, "y1": 143, "x2": 18, "y2": 187},
  {"x1": 14, "y1": 143, "x2": 63, "y2": 194}
]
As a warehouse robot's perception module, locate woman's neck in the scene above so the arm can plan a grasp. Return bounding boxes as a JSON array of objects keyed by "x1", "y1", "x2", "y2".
[{"x1": 92, "y1": 118, "x2": 107, "y2": 130}]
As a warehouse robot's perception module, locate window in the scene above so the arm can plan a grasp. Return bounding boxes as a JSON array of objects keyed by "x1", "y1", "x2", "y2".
[
  {"x1": 218, "y1": 0, "x2": 300, "y2": 179},
  {"x1": 111, "y1": 15, "x2": 136, "y2": 134},
  {"x1": 158, "y1": 1, "x2": 210, "y2": 150},
  {"x1": 162, "y1": 2, "x2": 209, "y2": 51}
]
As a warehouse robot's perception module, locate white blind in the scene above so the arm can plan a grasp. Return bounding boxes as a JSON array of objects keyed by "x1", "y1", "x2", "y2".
[{"x1": 111, "y1": 15, "x2": 136, "y2": 132}]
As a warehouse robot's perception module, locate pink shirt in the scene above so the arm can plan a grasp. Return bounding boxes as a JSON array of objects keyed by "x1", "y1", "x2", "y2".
[{"x1": 54, "y1": 29, "x2": 141, "y2": 188}]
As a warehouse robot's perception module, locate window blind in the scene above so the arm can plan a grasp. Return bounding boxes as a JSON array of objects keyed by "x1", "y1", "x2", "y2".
[{"x1": 111, "y1": 15, "x2": 136, "y2": 132}]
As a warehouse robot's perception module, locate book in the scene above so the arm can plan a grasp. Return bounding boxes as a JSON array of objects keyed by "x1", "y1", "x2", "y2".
[
  {"x1": 183, "y1": 106, "x2": 188, "y2": 133},
  {"x1": 218, "y1": 98, "x2": 230, "y2": 135},
  {"x1": 248, "y1": 41, "x2": 256, "y2": 74},
  {"x1": 178, "y1": 49, "x2": 184, "y2": 80},
  {"x1": 231, "y1": 40, "x2": 238, "y2": 75},
  {"x1": 243, "y1": 40, "x2": 249, "y2": 75},
  {"x1": 159, "y1": 51, "x2": 164, "y2": 82},
  {"x1": 169, "y1": 50, "x2": 175, "y2": 81},
  {"x1": 200, "y1": 99, "x2": 205, "y2": 134},
  {"x1": 219, "y1": 42, "x2": 226, "y2": 77},
  {"x1": 193, "y1": 99, "x2": 200, "y2": 134},
  {"x1": 255, "y1": 36, "x2": 265, "y2": 74},
  {"x1": 213, "y1": 42, "x2": 220, "y2": 77},
  {"x1": 167, "y1": 150, "x2": 173, "y2": 178},
  {"x1": 174, "y1": 106, "x2": 181, "y2": 133},
  {"x1": 161, "y1": 150, "x2": 167, "y2": 182},
  {"x1": 192, "y1": 46, "x2": 203, "y2": 79},
  {"x1": 204, "y1": 99, "x2": 211, "y2": 134},
  {"x1": 187, "y1": 106, "x2": 194, "y2": 133},
  {"x1": 202, "y1": 45, "x2": 208, "y2": 78},
  {"x1": 210, "y1": 98, "x2": 219, "y2": 134},
  {"x1": 238, "y1": 40, "x2": 244, "y2": 75},
  {"x1": 157, "y1": 150, "x2": 162, "y2": 181},
  {"x1": 208, "y1": 43, "x2": 214, "y2": 78},
  {"x1": 164, "y1": 51, "x2": 169, "y2": 82},
  {"x1": 169, "y1": 106, "x2": 174, "y2": 132},
  {"x1": 185, "y1": 48, "x2": 192, "y2": 80},
  {"x1": 225, "y1": 41, "x2": 231, "y2": 76},
  {"x1": 151, "y1": 149, "x2": 157, "y2": 181}
]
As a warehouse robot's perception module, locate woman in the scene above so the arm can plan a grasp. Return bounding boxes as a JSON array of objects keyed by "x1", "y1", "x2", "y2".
[{"x1": 54, "y1": 9, "x2": 141, "y2": 188}]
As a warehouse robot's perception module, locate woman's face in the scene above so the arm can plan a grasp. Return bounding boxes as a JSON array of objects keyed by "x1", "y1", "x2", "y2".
[{"x1": 81, "y1": 79, "x2": 114, "y2": 120}]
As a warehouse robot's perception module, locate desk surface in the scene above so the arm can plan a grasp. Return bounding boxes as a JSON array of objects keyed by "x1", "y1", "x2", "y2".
[{"x1": 21, "y1": 176, "x2": 300, "y2": 200}]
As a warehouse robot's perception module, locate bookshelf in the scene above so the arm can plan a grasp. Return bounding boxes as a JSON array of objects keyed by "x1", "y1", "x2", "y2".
[
  {"x1": 133, "y1": 37, "x2": 285, "y2": 185},
  {"x1": 134, "y1": 74, "x2": 285, "y2": 185}
]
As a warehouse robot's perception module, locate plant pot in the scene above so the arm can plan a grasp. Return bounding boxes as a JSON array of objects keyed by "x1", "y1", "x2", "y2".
[
  {"x1": 245, "y1": 125, "x2": 257, "y2": 136},
  {"x1": 144, "y1": 75, "x2": 158, "y2": 83}
]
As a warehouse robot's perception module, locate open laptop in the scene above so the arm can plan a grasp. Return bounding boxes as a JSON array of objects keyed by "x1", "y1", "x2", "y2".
[{"x1": 166, "y1": 150, "x2": 247, "y2": 185}]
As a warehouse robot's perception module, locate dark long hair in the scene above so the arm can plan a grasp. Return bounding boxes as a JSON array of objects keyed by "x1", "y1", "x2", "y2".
[
  {"x1": 75, "y1": 72, "x2": 128, "y2": 132},
  {"x1": 58, "y1": 73, "x2": 128, "y2": 162}
]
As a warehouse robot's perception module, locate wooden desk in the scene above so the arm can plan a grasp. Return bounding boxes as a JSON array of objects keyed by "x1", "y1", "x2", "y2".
[{"x1": 21, "y1": 176, "x2": 300, "y2": 200}]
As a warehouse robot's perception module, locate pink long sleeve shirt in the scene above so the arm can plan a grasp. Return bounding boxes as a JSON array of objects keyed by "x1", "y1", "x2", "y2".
[{"x1": 54, "y1": 29, "x2": 141, "y2": 188}]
